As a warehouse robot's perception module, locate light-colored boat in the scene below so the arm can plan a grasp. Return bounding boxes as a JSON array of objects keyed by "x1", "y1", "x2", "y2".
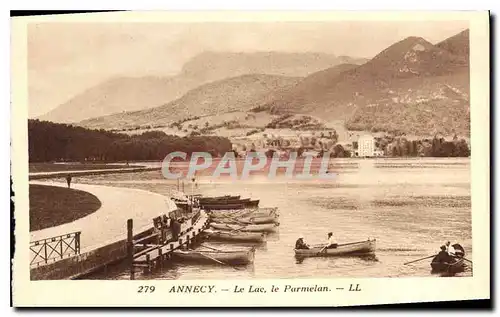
[
  {"x1": 209, "y1": 207, "x2": 279, "y2": 219},
  {"x1": 202, "y1": 229, "x2": 266, "y2": 243},
  {"x1": 210, "y1": 214, "x2": 278, "y2": 225},
  {"x1": 210, "y1": 222, "x2": 278, "y2": 233},
  {"x1": 294, "y1": 239, "x2": 376, "y2": 257},
  {"x1": 172, "y1": 248, "x2": 255, "y2": 265}
]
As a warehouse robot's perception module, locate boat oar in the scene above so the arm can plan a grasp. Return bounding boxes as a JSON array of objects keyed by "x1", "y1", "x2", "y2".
[
  {"x1": 404, "y1": 254, "x2": 437, "y2": 265},
  {"x1": 317, "y1": 245, "x2": 328, "y2": 255}
]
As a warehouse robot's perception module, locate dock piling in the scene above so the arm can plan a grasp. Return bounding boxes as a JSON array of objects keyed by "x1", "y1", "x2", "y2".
[{"x1": 127, "y1": 219, "x2": 135, "y2": 280}]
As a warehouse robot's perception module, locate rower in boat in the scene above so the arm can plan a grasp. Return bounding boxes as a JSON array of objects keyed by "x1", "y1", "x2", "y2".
[
  {"x1": 434, "y1": 245, "x2": 454, "y2": 263},
  {"x1": 295, "y1": 235, "x2": 310, "y2": 250},
  {"x1": 326, "y1": 232, "x2": 338, "y2": 249},
  {"x1": 445, "y1": 241, "x2": 455, "y2": 256}
]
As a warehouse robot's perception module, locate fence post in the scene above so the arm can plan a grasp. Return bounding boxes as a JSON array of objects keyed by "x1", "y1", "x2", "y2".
[
  {"x1": 44, "y1": 240, "x2": 48, "y2": 264},
  {"x1": 75, "y1": 232, "x2": 81, "y2": 254},
  {"x1": 60, "y1": 236, "x2": 64, "y2": 259},
  {"x1": 127, "y1": 219, "x2": 135, "y2": 280}
]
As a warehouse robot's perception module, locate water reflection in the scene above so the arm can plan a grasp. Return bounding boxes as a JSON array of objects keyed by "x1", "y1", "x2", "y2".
[{"x1": 78, "y1": 158, "x2": 471, "y2": 279}]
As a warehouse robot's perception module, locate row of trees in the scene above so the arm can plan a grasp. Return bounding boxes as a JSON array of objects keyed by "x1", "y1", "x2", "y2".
[
  {"x1": 379, "y1": 136, "x2": 470, "y2": 157},
  {"x1": 28, "y1": 120, "x2": 232, "y2": 162}
]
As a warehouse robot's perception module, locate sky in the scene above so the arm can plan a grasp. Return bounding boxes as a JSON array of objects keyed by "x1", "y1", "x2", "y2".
[{"x1": 27, "y1": 21, "x2": 469, "y2": 118}]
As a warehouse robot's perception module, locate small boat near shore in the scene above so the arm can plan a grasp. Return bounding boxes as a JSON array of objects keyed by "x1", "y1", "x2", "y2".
[
  {"x1": 197, "y1": 195, "x2": 240, "y2": 201},
  {"x1": 210, "y1": 222, "x2": 279, "y2": 233},
  {"x1": 210, "y1": 214, "x2": 278, "y2": 225},
  {"x1": 209, "y1": 207, "x2": 279, "y2": 218},
  {"x1": 197, "y1": 196, "x2": 260, "y2": 209},
  {"x1": 172, "y1": 247, "x2": 255, "y2": 265},
  {"x1": 294, "y1": 239, "x2": 376, "y2": 257},
  {"x1": 202, "y1": 203, "x2": 246, "y2": 210},
  {"x1": 202, "y1": 229, "x2": 266, "y2": 243},
  {"x1": 245, "y1": 199, "x2": 260, "y2": 208}
]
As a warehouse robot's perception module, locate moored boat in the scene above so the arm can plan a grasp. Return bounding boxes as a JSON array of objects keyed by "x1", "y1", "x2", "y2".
[
  {"x1": 210, "y1": 222, "x2": 279, "y2": 233},
  {"x1": 210, "y1": 214, "x2": 278, "y2": 225},
  {"x1": 245, "y1": 199, "x2": 260, "y2": 208},
  {"x1": 198, "y1": 195, "x2": 240, "y2": 201},
  {"x1": 172, "y1": 247, "x2": 255, "y2": 265},
  {"x1": 202, "y1": 203, "x2": 246, "y2": 210},
  {"x1": 209, "y1": 207, "x2": 279, "y2": 218},
  {"x1": 199, "y1": 198, "x2": 250, "y2": 205},
  {"x1": 294, "y1": 239, "x2": 376, "y2": 257},
  {"x1": 202, "y1": 229, "x2": 266, "y2": 243}
]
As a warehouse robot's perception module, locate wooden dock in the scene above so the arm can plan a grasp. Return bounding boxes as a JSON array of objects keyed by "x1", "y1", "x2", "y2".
[{"x1": 127, "y1": 209, "x2": 209, "y2": 279}]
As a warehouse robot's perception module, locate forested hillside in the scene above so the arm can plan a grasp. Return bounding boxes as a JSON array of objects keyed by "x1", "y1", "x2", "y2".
[{"x1": 28, "y1": 120, "x2": 232, "y2": 162}]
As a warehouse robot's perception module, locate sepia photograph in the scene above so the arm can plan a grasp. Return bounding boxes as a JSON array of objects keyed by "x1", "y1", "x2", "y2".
[{"x1": 11, "y1": 10, "x2": 490, "y2": 307}]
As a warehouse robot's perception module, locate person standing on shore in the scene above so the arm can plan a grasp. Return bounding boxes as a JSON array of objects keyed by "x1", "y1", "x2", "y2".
[{"x1": 66, "y1": 174, "x2": 72, "y2": 188}]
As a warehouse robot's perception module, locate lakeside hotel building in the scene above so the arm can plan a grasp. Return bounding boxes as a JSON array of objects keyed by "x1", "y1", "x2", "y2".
[{"x1": 357, "y1": 134, "x2": 376, "y2": 157}]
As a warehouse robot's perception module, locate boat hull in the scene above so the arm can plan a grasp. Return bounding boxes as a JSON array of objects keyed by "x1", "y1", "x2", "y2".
[
  {"x1": 202, "y1": 229, "x2": 266, "y2": 242},
  {"x1": 172, "y1": 249, "x2": 255, "y2": 265},
  {"x1": 210, "y1": 222, "x2": 278, "y2": 233},
  {"x1": 202, "y1": 204, "x2": 246, "y2": 210},
  {"x1": 294, "y1": 240, "x2": 376, "y2": 257},
  {"x1": 210, "y1": 215, "x2": 278, "y2": 225},
  {"x1": 209, "y1": 207, "x2": 279, "y2": 218},
  {"x1": 245, "y1": 200, "x2": 260, "y2": 208},
  {"x1": 431, "y1": 259, "x2": 466, "y2": 274}
]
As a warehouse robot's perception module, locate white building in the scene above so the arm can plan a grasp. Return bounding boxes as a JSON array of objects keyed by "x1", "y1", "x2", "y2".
[{"x1": 357, "y1": 134, "x2": 375, "y2": 157}]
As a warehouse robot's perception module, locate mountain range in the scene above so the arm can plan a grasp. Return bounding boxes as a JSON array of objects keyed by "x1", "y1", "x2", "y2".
[
  {"x1": 263, "y1": 30, "x2": 470, "y2": 135},
  {"x1": 79, "y1": 74, "x2": 301, "y2": 129},
  {"x1": 43, "y1": 29, "x2": 470, "y2": 136},
  {"x1": 38, "y1": 52, "x2": 365, "y2": 123}
]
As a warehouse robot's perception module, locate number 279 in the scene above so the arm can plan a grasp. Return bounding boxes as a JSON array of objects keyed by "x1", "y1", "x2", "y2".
[{"x1": 138, "y1": 286, "x2": 155, "y2": 293}]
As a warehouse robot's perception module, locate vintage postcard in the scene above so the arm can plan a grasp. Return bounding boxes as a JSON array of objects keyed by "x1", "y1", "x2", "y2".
[{"x1": 11, "y1": 11, "x2": 490, "y2": 307}]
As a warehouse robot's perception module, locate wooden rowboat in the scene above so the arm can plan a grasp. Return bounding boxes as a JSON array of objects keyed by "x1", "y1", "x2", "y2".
[
  {"x1": 294, "y1": 239, "x2": 376, "y2": 257},
  {"x1": 210, "y1": 207, "x2": 279, "y2": 218},
  {"x1": 172, "y1": 248, "x2": 255, "y2": 265},
  {"x1": 210, "y1": 215, "x2": 278, "y2": 225},
  {"x1": 202, "y1": 204, "x2": 246, "y2": 210},
  {"x1": 200, "y1": 198, "x2": 250, "y2": 205},
  {"x1": 245, "y1": 200, "x2": 260, "y2": 208},
  {"x1": 430, "y1": 258, "x2": 466, "y2": 274},
  {"x1": 210, "y1": 222, "x2": 278, "y2": 233},
  {"x1": 198, "y1": 195, "x2": 240, "y2": 201},
  {"x1": 202, "y1": 229, "x2": 266, "y2": 243},
  {"x1": 430, "y1": 243, "x2": 467, "y2": 274}
]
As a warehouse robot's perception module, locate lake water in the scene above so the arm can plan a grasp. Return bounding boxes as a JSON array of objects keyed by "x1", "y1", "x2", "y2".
[{"x1": 77, "y1": 158, "x2": 472, "y2": 279}]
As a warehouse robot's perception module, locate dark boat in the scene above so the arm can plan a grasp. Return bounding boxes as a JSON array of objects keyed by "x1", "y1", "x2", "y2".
[
  {"x1": 202, "y1": 203, "x2": 246, "y2": 210},
  {"x1": 199, "y1": 198, "x2": 250, "y2": 205},
  {"x1": 430, "y1": 258, "x2": 466, "y2": 274},
  {"x1": 244, "y1": 200, "x2": 259, "y2": 208},
  {"x1": 197, "y1": 195, "x2": 240, "y2": 202},
  {"x1": 430, "y1": 243, "x2": 467, "y2": 274}
]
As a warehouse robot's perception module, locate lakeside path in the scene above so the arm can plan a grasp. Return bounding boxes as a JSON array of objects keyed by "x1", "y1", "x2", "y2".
[
  {"x1": 29, "y1": 166, "x2": 161, "y2": 180},
  {"x1": 30, "y1": 181, "x2": 177, "y2": 252}
]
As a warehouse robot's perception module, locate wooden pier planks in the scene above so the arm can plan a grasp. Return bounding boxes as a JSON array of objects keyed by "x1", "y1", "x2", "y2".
[{"x1": 132, "y1": 210, "x2": 209, "y2": 265}]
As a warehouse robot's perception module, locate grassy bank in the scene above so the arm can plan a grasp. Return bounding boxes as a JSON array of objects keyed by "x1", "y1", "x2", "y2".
[
  {"x1": 29, "y1": 163, "x2": 141, "y2": 173},
  {"x1": 29, "y1": 184, "x2": 102, "y2": 232}
]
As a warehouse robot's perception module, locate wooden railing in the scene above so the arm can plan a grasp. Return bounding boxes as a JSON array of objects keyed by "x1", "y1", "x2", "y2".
[{"x1": 30, "y1": 231, "x2": 81, "y2": 267}]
